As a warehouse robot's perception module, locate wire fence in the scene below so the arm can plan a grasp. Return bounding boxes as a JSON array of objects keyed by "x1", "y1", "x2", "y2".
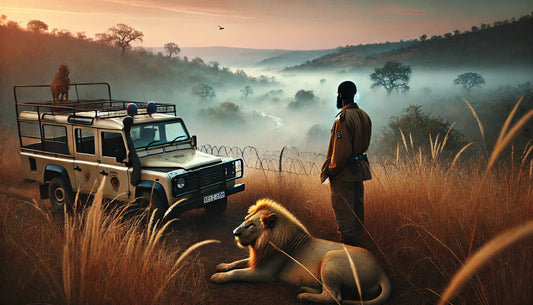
[{"x1": 199, "y1": 145, "x2": 326, "y2": 176}]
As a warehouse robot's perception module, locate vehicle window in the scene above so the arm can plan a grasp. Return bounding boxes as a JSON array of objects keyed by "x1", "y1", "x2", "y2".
[
  {"x1": 101, "y1": 131, "x2": 126, "y2": 158},
  {"x1": 131, "y1": 120, "x2": 188, "y2": 149},
  {"x1": 132, "y1": 125, "x2": 160, "y2": 148},
  {"x1": 19, "y1": 121, "x2": 41, "y2": 149},
  {"x1": 75, "y1": 128, "x2": 95, "y2": 154},
  {"x1": 42, "y1": 124, "x2": 69, "y2": 154}
]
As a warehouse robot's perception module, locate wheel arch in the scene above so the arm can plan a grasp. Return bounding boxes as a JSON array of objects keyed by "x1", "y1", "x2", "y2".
[
  {"x1": 42, "y1": 164, "x2": 74, "y2": 197},
  {"x1": 135, "y1": 180, "x2": 169, "y2": 208}
]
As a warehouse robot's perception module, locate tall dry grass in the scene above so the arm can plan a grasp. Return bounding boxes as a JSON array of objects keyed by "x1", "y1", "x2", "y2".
[
  {"x1": 0, "y1": 123, "x2": 23, "y2": 187},
  {"x1": 1, "y1": 97, "x2": 531, "y2": 305},
  {"x1": 232, "y1": 149, "x2": 531, "y2": 305},
  {"x1": 1, "y1": 178, "x2": 217, "y2": 305},
  {"x1": 228, "y1": 99, "x2": 532, "y2": 305}
]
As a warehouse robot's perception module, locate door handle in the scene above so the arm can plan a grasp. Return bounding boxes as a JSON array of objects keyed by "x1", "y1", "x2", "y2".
[
  {"x1": 99, "y1": 170, "x2": 108, "y2": 176},
  {"x1": 74, "y1": 166, "x2": 82, "y2": 171}
]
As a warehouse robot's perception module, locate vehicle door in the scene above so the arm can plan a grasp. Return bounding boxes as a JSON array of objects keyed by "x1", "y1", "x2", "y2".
[
  {"x1": 72, "y1": 127, "x2": 100, "y2": 194},
  {"x1": 98, "y1": 130, "x2": 131, "y2": 201}
]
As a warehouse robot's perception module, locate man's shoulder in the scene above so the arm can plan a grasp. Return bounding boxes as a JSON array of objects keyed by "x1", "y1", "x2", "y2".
[{"x1": 349, "y1": 106, "x2": 370, "y2": 119}]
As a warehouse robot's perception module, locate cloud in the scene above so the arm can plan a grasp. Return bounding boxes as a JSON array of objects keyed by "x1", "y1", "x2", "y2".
[
  {"x1": 375, "y1": 7, "x2": 427, "y2": 17},
  {"x1": 0, "y1": 6, "x2": 101, "y2": 16},
  {"x1": 101, "y1": 0, "x2": 252, "y2": 19}
]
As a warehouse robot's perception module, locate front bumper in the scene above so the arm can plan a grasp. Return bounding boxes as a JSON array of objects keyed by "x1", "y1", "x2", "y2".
[{"x1": 170, "y1": 183, "x2": 245, "y2": 215}]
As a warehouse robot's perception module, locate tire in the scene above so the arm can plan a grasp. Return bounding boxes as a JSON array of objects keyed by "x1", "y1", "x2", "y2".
[
  {"x1": 204, "y1": 197, "x2": 227, "y2": 215},
  {"x1": 48, "y1": 177, "x2": 74, "y2": 211},
  {"x1": 138, "y1": 190, "x2": 167, "y2": 220}
]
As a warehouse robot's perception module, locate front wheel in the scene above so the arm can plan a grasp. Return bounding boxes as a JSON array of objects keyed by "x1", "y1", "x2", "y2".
[{"x1": 48, "y1": 177, "x2": 74, "y2": 211}]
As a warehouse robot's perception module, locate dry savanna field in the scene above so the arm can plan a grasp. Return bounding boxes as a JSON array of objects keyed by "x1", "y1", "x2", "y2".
[{"x1": 0, "y1": 104, "x2": 532, "y2": 305}]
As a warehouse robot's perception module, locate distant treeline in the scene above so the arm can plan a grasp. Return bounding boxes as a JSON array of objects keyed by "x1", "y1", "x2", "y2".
[
  {"x1": 288, "y1": 13, "x2": 533, "y2": 70},
  {"x1": 0, "y1": 16, "x2": 267, "y2": 123}
]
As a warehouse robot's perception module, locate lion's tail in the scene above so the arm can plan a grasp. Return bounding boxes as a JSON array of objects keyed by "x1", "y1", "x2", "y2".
[{"x1": 343, "y1": 273, "x2": 391, "y2": 305}]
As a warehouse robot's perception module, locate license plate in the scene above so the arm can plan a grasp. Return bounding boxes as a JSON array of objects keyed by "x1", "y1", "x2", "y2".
[{"x1": 203, "y1": 191, "x2": 225, "y2": 204}]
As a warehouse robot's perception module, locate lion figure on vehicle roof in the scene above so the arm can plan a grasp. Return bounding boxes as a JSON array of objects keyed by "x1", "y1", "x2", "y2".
[
  {"x1": 211, "y1": 199, "x2": 391, "y2": 305},
  {"x1": 50, "y1": 64, "x2": 70, "y2": 102}
]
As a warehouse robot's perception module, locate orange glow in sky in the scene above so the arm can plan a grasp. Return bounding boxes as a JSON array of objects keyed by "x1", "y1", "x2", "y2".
[{"x1": 1, "y1": 0, "x2": 532, "y2": 49}]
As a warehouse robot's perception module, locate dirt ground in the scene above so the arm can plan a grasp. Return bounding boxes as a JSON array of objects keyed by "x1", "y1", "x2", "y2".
[
  {"x1": 184, "y1": 209, "x2": 398, "y2": 305},
  {"x1": 5, "y1": 185, "x2": 305, "y2": 305},
  {"x1": 167, "y1": 201, "x2": 304, "y2": 305}
]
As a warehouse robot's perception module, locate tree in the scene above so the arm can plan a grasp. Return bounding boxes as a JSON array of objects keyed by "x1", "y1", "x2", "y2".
[
  {"x1": 419, "y1": 34, "x2": 427, "y2": 42},
  {"x1": 96, "y1": 24, "x2": 143, "y2": 55},
  {"x1": 453, "y1": 72, "x2": 485, "y2": 93},
  {"x1": 6, "y1": 20, "x2": 20, "y2": 29},
  {"x1": 204, "y1": 102, "x2": 245, "y2": 124},
  {"x1": 241, "y1": 86, "x2": 254, "y2": 99},
  {"x1": 208, "y1": 61, "x2": 220, "y2": 69},
  {"x1": 191, "y1": 57, "x2": 205, "y2": 65},
  {"x1": 235, "y1": 69, "x2": 248, "y2": 79},
  {"x1": 26, "y1": 20, "x2": 48, "y2": 33},
  {"x1": 380, "y1": 105, "x2": 465, "y2": 158},
  {"x1": 164, "y1": 42, "x2": 180, "y2": 58},
  {"x1": 191, "y1": 83, "x2": 216, "y2": 101},
  {"x1": 288, "y1": 89, "x2": 317, "y2": 109},
  {"x1": 370, "y1": 61, "x2": 412, "y2": 95}
]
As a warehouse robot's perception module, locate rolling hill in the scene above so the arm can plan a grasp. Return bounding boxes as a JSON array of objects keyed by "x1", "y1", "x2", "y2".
[
  {"x1": 288, "y1": 14, "x2": 533, "y2": 70},
  {"x1": 147, "y1": 46, "x2": 335, "y2": 68}
]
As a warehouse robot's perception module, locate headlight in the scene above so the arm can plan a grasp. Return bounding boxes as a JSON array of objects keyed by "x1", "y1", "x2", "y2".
[
  {"x1": 235, "y1": 159, "x2": 243, "y2": 178},
  {"x1": 176, "y1": 177, "x2": 186, "y2": 189},
  {"x1": 225, "y1": 162, "x2": 235, "y2": 179},
  {"x1": 224, "y1": 159, "x2": 243, "y2": 180}
]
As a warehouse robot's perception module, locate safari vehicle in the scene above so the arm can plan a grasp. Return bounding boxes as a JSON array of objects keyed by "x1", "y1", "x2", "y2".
[{"x1": 14, "y1": 82, "x2": 244, "y2": 216}]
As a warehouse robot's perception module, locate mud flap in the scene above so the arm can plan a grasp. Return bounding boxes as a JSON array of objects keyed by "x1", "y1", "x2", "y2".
[{"x1": 39, "y1": 183, "x2": 49, "y2": 199}]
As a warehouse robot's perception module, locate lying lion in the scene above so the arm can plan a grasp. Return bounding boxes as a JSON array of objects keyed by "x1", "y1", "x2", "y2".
[
  {"x1": 50, "y1": 64, "x2": 70, "y2": 102},
  {"x1": 211, "y1": 199, "x2": 391, "y2": 305}
]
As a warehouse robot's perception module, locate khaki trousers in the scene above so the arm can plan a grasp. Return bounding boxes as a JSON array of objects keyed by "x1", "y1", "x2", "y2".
[{"x1": 330, "y1": 180, "x2": 364, "y2": 245}]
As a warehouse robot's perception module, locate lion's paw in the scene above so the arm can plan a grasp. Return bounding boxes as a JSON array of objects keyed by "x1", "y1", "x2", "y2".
[
  {"x1": 297, "y1": 293, "x2": 310, "y2": 301},
  {"x1": 215, "y1": 263, "x2": 231, "y2": 271},
  {"x1": 210, "y1": 272, "x2": 227, "y2": 284}
]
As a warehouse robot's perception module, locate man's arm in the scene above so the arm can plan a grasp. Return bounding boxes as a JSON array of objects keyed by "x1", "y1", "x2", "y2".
[{"x1": 327, "y1": 118, "x2": 352, "y2": 177}]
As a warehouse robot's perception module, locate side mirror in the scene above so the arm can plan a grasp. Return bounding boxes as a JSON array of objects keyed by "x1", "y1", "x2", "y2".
[{"x1": 191, "y1": 135, "x2": 197, "y2": 150}]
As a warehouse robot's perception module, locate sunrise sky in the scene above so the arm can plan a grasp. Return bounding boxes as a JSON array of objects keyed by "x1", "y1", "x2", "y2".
[{"x1": 2, "y1": 0, "x2": 532, "y2": 50}]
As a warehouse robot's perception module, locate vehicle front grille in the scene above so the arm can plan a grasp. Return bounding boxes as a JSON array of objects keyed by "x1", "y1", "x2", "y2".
[
  {"x1": 198, "y1": 165, "x2": 224, "y2": 189},
  {"x1": 172, "y1": 163, "x2": 226, "y2": 197}
]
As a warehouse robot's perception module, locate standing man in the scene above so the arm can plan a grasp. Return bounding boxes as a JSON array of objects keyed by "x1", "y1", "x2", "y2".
[{"x1": 320, "y1": 81, "x2": 372, "y2": 246}]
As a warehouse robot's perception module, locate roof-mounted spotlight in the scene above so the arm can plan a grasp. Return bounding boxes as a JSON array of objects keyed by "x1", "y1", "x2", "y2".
[
  {"x1": 126, "y1": 103, "x2": 138, "y2": 116},
  {"x1": 146, "y1": 101, "x2": 157, "y2": 115}
]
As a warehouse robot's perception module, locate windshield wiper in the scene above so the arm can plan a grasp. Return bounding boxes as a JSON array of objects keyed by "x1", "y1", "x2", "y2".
[
  {"x1": 145, "y1": 140, "x2": 161, "y2": 150},
  {"x1": 170, "y1": 135, "x2": 187, "y2": 145}
]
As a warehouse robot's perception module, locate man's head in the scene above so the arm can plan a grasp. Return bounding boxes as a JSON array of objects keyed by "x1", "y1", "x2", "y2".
[{"x1": 337, "y1": 81, "x2": 357, "y2": 109}]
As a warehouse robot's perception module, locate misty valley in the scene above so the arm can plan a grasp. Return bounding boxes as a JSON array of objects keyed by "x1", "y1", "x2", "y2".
[{"x1": 1, "y1": 12, "x2": 532, "y2": 305}]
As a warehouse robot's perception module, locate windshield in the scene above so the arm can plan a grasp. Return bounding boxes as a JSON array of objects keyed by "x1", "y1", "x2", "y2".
[{"x1": 131, "y1": 120, "x2": 189, "y2": 149}]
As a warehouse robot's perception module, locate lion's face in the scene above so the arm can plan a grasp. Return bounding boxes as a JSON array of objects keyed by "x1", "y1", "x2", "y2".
[
  {"x1": 233, "y1": 210, "x2": 278, "y2": 248},
  {"x1": 233, "y1": 214, "x2": 263, "y2": 247}
]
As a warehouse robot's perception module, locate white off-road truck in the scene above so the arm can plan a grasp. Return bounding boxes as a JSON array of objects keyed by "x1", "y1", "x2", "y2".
[{"x1": 14, "y1": 83, "x2": 244, "y2": 217}]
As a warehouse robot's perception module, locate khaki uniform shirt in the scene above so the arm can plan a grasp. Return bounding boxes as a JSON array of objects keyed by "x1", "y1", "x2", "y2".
[{"x1": 321, "y1": 103, "x2": 372, "y2": 182}]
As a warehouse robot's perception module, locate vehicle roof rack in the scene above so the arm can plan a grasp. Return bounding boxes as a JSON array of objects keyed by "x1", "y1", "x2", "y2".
[{"x1": 14, "y1": 82, "x2": 177, "y2": 119}]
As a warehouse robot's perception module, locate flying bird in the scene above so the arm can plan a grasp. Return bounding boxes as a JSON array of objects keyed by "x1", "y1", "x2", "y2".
[{"x1": 218, "y1": 25, "x2": 224, "y2": 30}]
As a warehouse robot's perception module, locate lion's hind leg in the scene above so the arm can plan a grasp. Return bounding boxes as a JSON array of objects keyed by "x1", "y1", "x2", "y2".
[
  {"x1": 297, "y1": 284, "x2": 342, "y2": 304},
  {"x1": 299, "y1": 286, "x2": 321, "y2": 294},
  {"x1": 297, "y1": 255, "x2": 343, "y2": 303}
]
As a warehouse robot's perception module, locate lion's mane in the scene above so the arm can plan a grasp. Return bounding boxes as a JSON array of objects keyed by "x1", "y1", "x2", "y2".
[{"x1": 246, "y1": 199, "x2": 311, "y2": 268}]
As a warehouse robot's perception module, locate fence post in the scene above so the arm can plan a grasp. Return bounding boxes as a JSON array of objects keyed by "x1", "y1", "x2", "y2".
[{"x1": 279, "y1": 146, "x2": 287, "y2": 182}]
